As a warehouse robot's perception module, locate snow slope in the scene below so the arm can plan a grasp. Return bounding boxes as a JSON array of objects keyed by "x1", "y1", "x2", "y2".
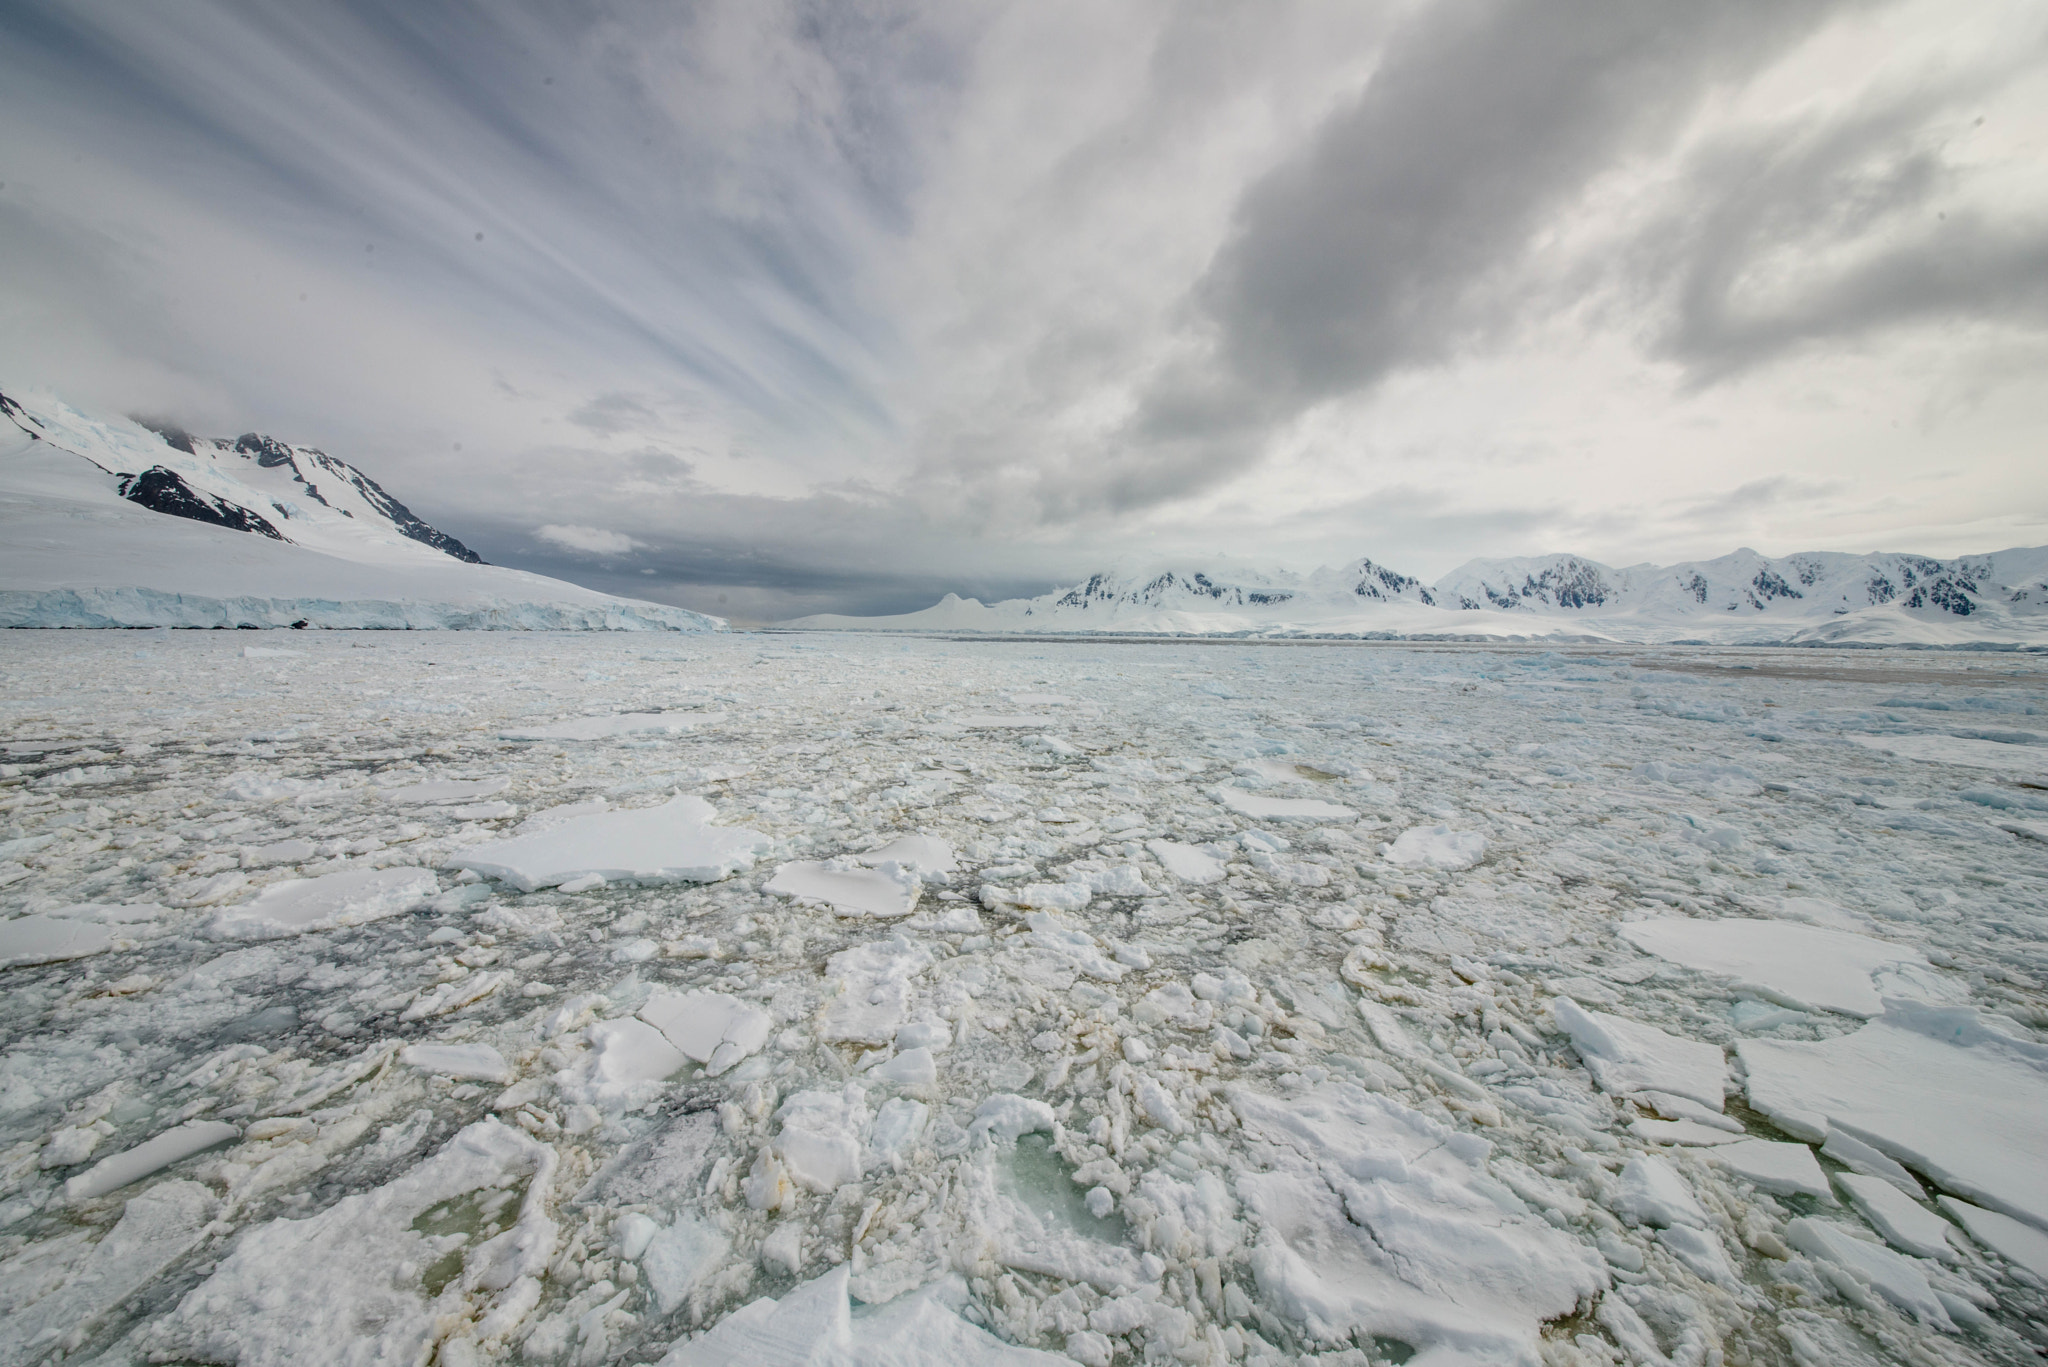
[
  {"x1": 788, "y1": 547, "x2": 2048, "y2": 646},
  {"x1": 0, "y1": 387, "x2": 721, "y2": 632}
]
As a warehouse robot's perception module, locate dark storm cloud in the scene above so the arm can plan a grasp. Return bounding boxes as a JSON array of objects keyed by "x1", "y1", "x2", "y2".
[
  {"x1": 1645, "y1": 69, "x2": 2048, "y2": 378},
  {"x1": 1111, "y1": 0, "x2": 1846, "y2": 511}
]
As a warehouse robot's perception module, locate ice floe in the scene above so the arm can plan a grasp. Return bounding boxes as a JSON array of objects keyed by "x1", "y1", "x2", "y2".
[
  {"x1": 449, "y1": 794, "x2": 767, "y2": 890},
  {"x1": 1384, "y1": 823, "x2": 1487, "y2": 870},
  {"x1": 1740, "y1": 1002, "x2": 2048, "y2": 1228},
  {"x1": 765, "y1": 858, "x2": 922, "y2": 917},
  {"x1": 1621, "y1": 915, "x2": 1942, "y2": 1017},
  {"x1": 208, "y1": 865, "x2": 439, "y2": 939},
  {"x1": 502, "y1": 711, "x2": 723, "y2": 741},
  {"x1": 638, "y1": 990, "x2": 772, "y2": 1077}
]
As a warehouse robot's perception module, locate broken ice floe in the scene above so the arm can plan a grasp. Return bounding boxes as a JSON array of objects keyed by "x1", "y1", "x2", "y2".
[
  {"x1": 1552, "y1": 996, "x2": 1726, "y2": 1111},
  {"x1": 638, "y1": 990, "x2": 772, "y2": 1077},
  {"x1": 1740, "y1": 1001, "x2": 2048, "y2": 1229},
  {"x1": 1621, "y1": 915, "x2": 1942, "y2": 1017},
  {"x1": 208, "y1": 866, "x2": 438, "y2": 940},
  {"x1": 1213, "y1": 786, "x2": 1354, "y2": 821},
  {"x1": 765, "y1": 858, "x2": 923, "y2": 918},
  {"x1": 501, "y1": 711, "x2": 724, "y2": 741},
  {"x1": 449, "y1": 795, "x2": 767, "y2": 890},
  {"x1": 1384, "y1": 823, "x2": 1487, "y2": 870}
]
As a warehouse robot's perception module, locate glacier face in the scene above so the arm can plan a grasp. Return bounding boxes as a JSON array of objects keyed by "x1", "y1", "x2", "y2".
[
  {"x1": 790, "y1": 546, "x2": 2048, "y2": 646},
  {"x1": 0, "y1": 388, "x2": 721, "y2": 634}
]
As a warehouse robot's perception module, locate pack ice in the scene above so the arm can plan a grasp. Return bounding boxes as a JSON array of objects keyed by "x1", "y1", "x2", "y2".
[{"x1": 3, "y1": 628, "x2": 2047, "y2": 1367}]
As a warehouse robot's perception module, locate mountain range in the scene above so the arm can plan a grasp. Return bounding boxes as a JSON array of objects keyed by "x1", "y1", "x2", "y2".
[
  {"x1": 787, "y1": 547, "x2": 2048, "y2": 647},
  {"x1": 0, "y1": 388, "x2": 718, "y2": 631}
]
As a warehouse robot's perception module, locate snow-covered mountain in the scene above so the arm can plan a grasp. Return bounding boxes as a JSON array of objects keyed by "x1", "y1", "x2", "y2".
[
  {"x1": 788, "y1": 544, "x2": 2048, "y2": 646},
  {"x1": 0, "y1": 387, "x2": 720, "y2": 631}
]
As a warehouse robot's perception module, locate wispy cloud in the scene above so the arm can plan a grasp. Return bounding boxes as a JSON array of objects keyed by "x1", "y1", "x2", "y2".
[{"x1": 2, "y1": 0, "x2": 2045, "y2": 615}]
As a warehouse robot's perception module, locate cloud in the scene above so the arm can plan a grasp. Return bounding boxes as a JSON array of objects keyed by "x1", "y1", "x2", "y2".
[
  {"x1": 535, "y1": 524, "x2": 642, "y2": 557},
  {"x1": 2, "y1": 0, "x2": 2046, "y2": 605}
]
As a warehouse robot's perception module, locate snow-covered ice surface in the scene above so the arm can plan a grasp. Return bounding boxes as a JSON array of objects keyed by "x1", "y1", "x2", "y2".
[{"x1": 2, "y1": 630, "x2": 2047, "y2": 1367}]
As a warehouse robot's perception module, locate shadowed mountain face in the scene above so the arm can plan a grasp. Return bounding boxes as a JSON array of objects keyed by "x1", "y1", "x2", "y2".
[{"x1": 117, "y1": 465, "x2": 285, "y2": 540}]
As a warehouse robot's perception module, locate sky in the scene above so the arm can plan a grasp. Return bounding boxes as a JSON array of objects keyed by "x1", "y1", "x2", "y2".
[{"x1": 2, "y1": 0, "x2": 2045, "y2": 621}]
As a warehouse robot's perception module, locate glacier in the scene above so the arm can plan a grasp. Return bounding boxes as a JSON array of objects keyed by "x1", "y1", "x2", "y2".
[{"x1": 0, "y1": 387, "x2": 722, "y2": 633}]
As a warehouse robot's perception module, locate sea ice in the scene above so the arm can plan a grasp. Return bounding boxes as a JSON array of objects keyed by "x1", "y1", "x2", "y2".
[
  {"x1": 1620, "y1": 916, "x2": 1940, "y2": 1017},
  {"x1": 1835, "y1": 1172, "x2": 1956, "y2": 1261},
  {"x1": 657, "y1": 1263, "x2": 1066, "y2": 1365},
  {"x1": 1739, "y1": 1003, "x2": 2048, "y2": 1228},
  {"x1": 64, "y1": 1120, "x2": 242, "y2": 1201},
  {"x1": 1709, "y1": 1138, "x2": 1831, "y2": 1199},
  {"x1": 207, "y1": 865, "x2": 439, "y2": 939},
  {"x1": 1938, "y1": 1196, "x2": 2048, "y2": 1281},
  {"x1": 1384, "y1": 823, "x2": 1486, "y2": 870},
  {"x1": 449, "y1": 794, "x2": 767, "y2": 890},
  {"x1": 1144, "y1": 838, "x2": 1226, "y2": 884},
  {"x1": 1230, "y1": 1081, "x2": 1607, "y2": 1363},
  {"x1": 1214, "y1": 787, "x2": 1355, "y2": 821},
  {"x1": 1552, "y1": 997, "x2": 1726, "y2": 1110},
  {"x1": 818, "y1": 936, "x2": 931, "y2": 1045},
  {"x1": 765, "y1": 858, "x2": 922, "y2": 917},
  {"x1": 502, "y1": 711, "x2": 723, "y2": 741},
  {"x1": 638, "y1": 990, "x2": 772, "y2": 1076},
  {"x1": 0, "y1": 913, "x2": 117, "y2": 967},
  {"x1": 400, "y1": 1042, "x2": 513, "y2": 1084}
]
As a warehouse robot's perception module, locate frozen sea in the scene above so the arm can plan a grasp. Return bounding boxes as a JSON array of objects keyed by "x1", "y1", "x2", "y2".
[{"x1": 2, "y1": 629, "x2": 2046, "y2": 1367}]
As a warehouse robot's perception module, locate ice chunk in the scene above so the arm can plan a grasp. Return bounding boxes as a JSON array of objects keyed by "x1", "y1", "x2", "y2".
[
  {"x1": 448, "y1": 794, "x2": 768, "y2": 890},
  {"x1": 1384, "y1": 823, "x2": 1486, "y2": 870},
  {"x1": 1845, "y1": 732, "x2": 2048, "y2": 773},
  {"x1": 1709, "y1": 1139, "x2": 1830, "y2": 1198},
  {"x1": 1740, "y1": 1004, "x2": 2048, "y2": 1228},
  {"x1": 501, "y1": 710, "x2": 722, "y2": 741},
  {"x1": 1631, "y1": 1118, "x2": 1746, "y2": 1146},
  {"x1": 775, "y1": 1085, "x2": 870, "y2": 1193},
  {"x1": 969, "y1": 1094, "x2": 1056, "y2": 1144},
  {"x1": 1230, "y1": 1081, "x2": 1606, "y2": 1363},
  {"x1": 1020, "y1": 910, "x2": 1125, "y2": 981},
  {"x1": 65, "y1": 1121, "x2": 241, "y2": 1201},
  {"x1": 0, "y1": 914, "x2": 116, "y2": 967},
  {"x1": 870, "y1": 1047, "x2": 936, "y2": 1088},
  {"x1": 1145, "y1": 838, "x2": 1226, "y2": 884},
  {"x1": 1609, "y1": 1155, "x2": 1709, "y2": 1229},
  {"x1": 643, "y1": 1215, "x2": 731, "y2": 1315},
  {"x1": 818, "y1": 936, "x2": 932, "y2": 1045},
  {"x1": 1784, "y1": 1217, "x2": 1954, "y2": 1328},
  {"x1": 980, "y1": 881, "x2": 1091, "y2": 913},
  {"x1": 1, "y1": 1180, "x2": 216, "y2": 1364},
  {"x1": 558, "y1": 1018, "x2": 688, "y2": 1109},
  {"x1": 858, "y1": 834, "x2": 957, "y2": 877},
  {"x1": 639, "y1": 990, "x2": 772, "y2": 1076},
  {"x1": 241, "y1": 837, "x2": 317, "y2": 867},
  {"x1": 380, "y1": 776, "x2": 511, "y2": 804},
  {"x1": 208, "y1": 866, "x2": 438, "y2": 940},
  {"x1": 1938, "y1": 1196, "x2": 2048, "y2": 1280},
  {"x1": 1620, "y1": 917, "x2": 1938, "y2": 1018},
  {"x1": 399, "y1": 1042, "x2": 512, "y2": 1084},
  {"x1": 765, "y1": 858, "x2": 921, "y2": 918},
  {"x1": 1215, "y1": 787, "x2": 1355, "y2": 821},
  {"x1": 1551, "y1": 997, "x2": 1725, "y2": 1110},
  {"x1": 655, "y1": 1263, "x2": 1067, "y2": 1366},
  {"x1": 1835, "y1": 1173, "x2": 1955, "y2": 1261},
  {"x1": 869, "y1": 1097, "x2": 929, "y2": 1170},
  {"x1": 147, "y1": 1120, "x2": 558, "y2": 1367}
]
